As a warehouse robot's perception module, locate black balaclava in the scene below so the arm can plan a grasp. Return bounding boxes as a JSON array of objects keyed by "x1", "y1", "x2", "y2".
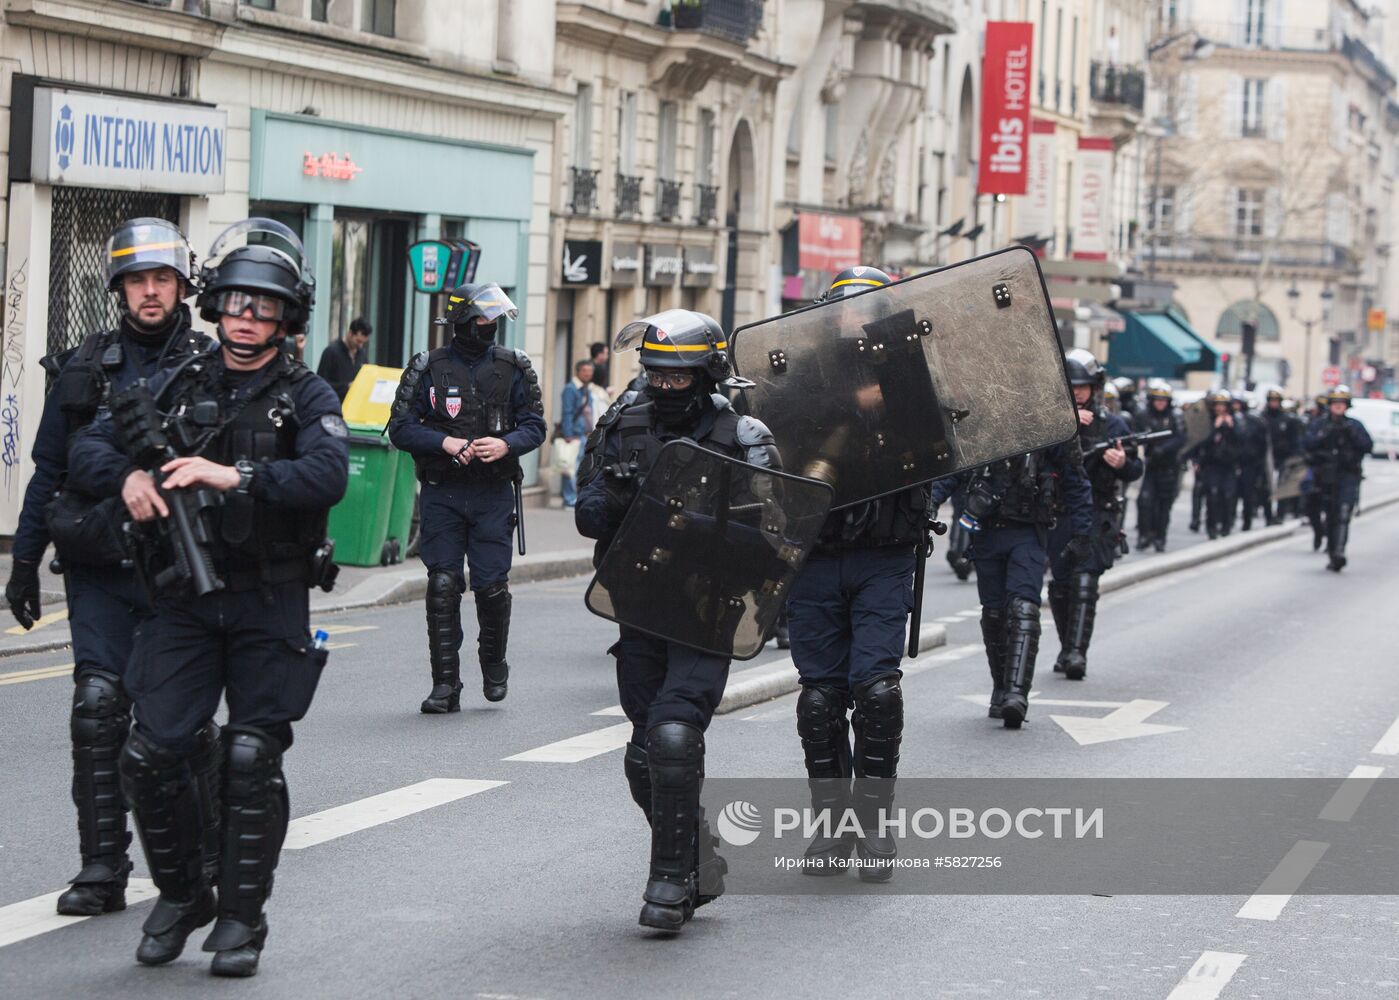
[
  {"x1": 453, "y1": 320, "x2": 497, "y2": 360},
  {"x1": 646, "y1": 373, "x2": 710, "y2": 428}
]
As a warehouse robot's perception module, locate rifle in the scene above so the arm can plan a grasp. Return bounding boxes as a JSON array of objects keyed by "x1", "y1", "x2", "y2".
[
  {"x1": 907, "y1": 514, "x2": 948, "y2": 657},
  {"x1": 110, "y1": 383, "x2": 225, "y2": 597},
  {"x1": 1082, "y1": 428, "x2": 1173, "y2": 458}
]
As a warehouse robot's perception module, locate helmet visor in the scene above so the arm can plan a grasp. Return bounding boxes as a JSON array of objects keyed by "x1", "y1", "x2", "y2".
[
  {"x1": 462, "y1": 283, "x2": 518, "y2": 324},
  {"x1": 207, "y1": 218, "x2": 310, "y2": 281},
  {"x1": 106, "y1": 220, "x2": 193, "y2": 284},
  {"x1": 615, "y1": 310, "x2": 713, "y2": 353}
]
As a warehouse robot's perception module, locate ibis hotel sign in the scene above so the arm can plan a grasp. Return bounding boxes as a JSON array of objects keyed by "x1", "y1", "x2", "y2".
[{"x1": 30, "y1": 86, "x2": 227, "y2": 195}]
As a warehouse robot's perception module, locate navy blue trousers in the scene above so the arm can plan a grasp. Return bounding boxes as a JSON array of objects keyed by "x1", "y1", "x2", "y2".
[
  {"x1": 969, "y1": 524, "x2": 1046, "y2": 610},
  {"x1": 65, "y1": 564, "x2": 148, "y2": 682},
  {"x1": 610, "y1": 626, "x2": 730, "y2": 745},
  {"x1": 418, "y1": 479, "x2": 514, "y2": 590}
]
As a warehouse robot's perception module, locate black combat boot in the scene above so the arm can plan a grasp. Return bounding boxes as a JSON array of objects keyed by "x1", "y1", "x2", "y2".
[
  {"x1": 204, "y1": 728, "x2": 289, "y2": 978},
  {"x1": 58, "y1": 669, "x2": 133, "y2": 916},
  {"x1": 980, "y1": 608, "x2": 1007, "y2": 718},
  {"x1": 1327, "y1": 501, "x2": 1351, "y2": 572},
  {"x1": 851, "y1": 674, "x2": 902, "y2": 882},
  {"x1": 1046, "y1": 582, "x2": 1070, "y2": 675},
  {"x1": 1060, "y1": 572, "x2": 1099, "y2": 681},
  {"x1": 475, "y1": 584, "x2": 511, "y2": 703},
  {"x1": 639, "y1": 723, "x2": 705, "y2": 932},
  {"x1": 795, "y1": 685, "x2": 854, "y2": 873},
  {"x1": 421, "y1": 571, "x2": 464, "y2": 713},
  {"x1": 119, "y1": 727, "x2": 216, "y2": 966},
  {"x1": 999, "y1": 598, "x2": 1041, "y2": 730}
]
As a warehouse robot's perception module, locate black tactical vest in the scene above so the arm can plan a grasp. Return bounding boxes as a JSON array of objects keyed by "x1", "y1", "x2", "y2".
[
  {"x1": 969, "y1": 452, "x2": 1054, "y2": 526},
  {"x1": 819, "y1": 486, "x2": 929, "y2": 549},
  {"x1": 609, "y1": 400, "x2": 745, "y2": 478},
  {"x1": 416, "y1": 346, "x2": 522, "y2": 483},
  {"x1": 1078, "y1": 414, "x2": 1122, "y2": 512}
]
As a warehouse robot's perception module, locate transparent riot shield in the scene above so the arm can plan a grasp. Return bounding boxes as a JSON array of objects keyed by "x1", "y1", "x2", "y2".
[
  {"x1": 1273, "y1": 456, "x2": 1308, "y2": 502},
  {"x1": 1180, "y1": 399, "x2": 1214, "y2": 454},
  {"x1": 585, "y1": 441, "x2": 833, "y2": 660},
  {"x1": 731, "y1": 247, "x2": 1077, "y2": 509}
]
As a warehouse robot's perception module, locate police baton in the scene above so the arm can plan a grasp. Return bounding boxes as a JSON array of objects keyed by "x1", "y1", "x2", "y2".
[
  {"x1": 512, "y1": 470, "x2": 527, "y2": 556},
  {"x1": 907, "y1": 516, "x2": 948, "y2": 658}
]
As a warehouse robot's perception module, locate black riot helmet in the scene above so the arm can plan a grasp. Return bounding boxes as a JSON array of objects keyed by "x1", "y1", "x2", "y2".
[
  {"x1": 1064, "y1": 348, "x2": 1106, "y2": 388},
  {"x1": 823, "y1": 265, "x2": 893, "y2": 302},
  {"x1": 197, "y1": 219, "x2": 315, "y2": 338},
  {"x1": 614, "y1": 309, "x2": 734, "y2": 383},
  {"x1": 435, "y1": 282, "x2": 518, "y2": 329},
  {"x1": 105, "y1": 217, "x2": 195, "y2": 291}
]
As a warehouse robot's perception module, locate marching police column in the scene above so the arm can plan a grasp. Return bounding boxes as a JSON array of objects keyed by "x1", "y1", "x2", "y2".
[
  {"x1": 68, "y1": 219, "x2": 348, "y2": 976},
  {"x1": 3, "y1": 219, "x2": 216, "y2": 917},
  {"x1": 388, "y1": 284, "x2": 546, "y2": 713},
  {"x1": 576, "y1": 310, "x2": 780, "y2": 933}
]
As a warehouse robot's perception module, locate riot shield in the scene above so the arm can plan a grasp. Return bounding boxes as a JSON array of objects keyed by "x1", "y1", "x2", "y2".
[
  {"x1": 731, "y1": 246, "x2": 1077, "y2": 509},
  {"x1": 1180, "y1": 400, "x2": 1213, "y2": 454},
  {"x1": 1273, "y1": 456, "x2": 1308, "y2": 501},
  {"x1": 585, "y1": 441, "x2": 833, "y2": 660}
]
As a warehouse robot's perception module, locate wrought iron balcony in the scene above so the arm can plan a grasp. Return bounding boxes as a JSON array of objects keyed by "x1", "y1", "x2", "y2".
[
  {"x1": 657, "y1": 179, "x2": 683, "y2": 222},
  {"x1": 696, "y1": 184, "x2": 719, "y2": 226},
  {"x1": 570, "y1": 167, "x2": 599, "y2": 215},
  {"x1": 616, "y1": 173, "x2": 643, "y2": 218},
  {"x1": 1142, "y1": 235, "x2": 1352, "y2": 270},
  {"x1": 670, "y1": 0, "x2": 764, "y2": 45},
  {"x1": 1089, "y1": 62, "x2": 1146, "y2": 112}
]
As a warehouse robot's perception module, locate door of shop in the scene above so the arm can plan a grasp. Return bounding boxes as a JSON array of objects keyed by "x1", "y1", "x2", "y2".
[{"x1": 329, "y1": 212, "x2": 411, "y2": 369}]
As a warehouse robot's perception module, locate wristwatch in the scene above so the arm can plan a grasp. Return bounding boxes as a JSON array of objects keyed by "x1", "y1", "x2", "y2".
[{"x1": 234, "y1": 460, "x2": 256, "y2": 494}]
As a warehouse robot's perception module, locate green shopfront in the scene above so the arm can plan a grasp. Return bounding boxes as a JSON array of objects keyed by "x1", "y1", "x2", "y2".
[{"x1": 248, "y1": 111, "x2": 534, "y2": 376}]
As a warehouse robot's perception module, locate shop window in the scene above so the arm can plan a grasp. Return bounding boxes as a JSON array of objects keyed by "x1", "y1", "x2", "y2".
[
  {"x1": 241, "y1": 0, "x2": 275, "y2": 9},
  {"x1": 329, "y1": 214, "x2": 409, "y2": 368},
  {"x1": 47, "y1": 188, "x2": 180, "y2": 356},
  {"x1": 312, "y1": 0, "x2": 328, "y2": 20},
  {"x1": 363, "y1": 0, "x2": 395, "y2": 37}
]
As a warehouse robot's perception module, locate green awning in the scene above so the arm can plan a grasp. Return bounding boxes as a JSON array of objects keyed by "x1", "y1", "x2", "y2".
[{"x1": 1109, "y1": 309, "x2": 1220, "y2": 380}]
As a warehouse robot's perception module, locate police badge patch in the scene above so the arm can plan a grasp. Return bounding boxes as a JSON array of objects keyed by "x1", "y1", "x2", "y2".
[{"x1": 320, "y1": 414, "x2": 349, "y2": 438}]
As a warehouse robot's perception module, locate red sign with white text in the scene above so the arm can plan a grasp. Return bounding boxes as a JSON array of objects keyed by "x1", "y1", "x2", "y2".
[
  {"x1": 797, "y1": 211, "x2": 862, "y2": 273},
  {"x1": 978, "y1": 21, "x2": 1034, "y2": 196}
]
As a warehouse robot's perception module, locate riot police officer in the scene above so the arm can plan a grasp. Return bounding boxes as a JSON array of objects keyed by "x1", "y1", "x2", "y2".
[
  {"x1": 1047, "y1": 351, "x2": 1141, "y2": 681},
  {"x1": 3, "y1": 218, "x2": 216, "y2": 917},
  {"x1": 1231, "y1": 392, "x2": 1271, "y2": 530},
  {"x1": 1134, "y1": 380, "x2": 1186, "y2": 552},
  {"x1": 781, "y1": 267, "x2": 929, "y2": 880},
  {"x1": 930, "y1": 441, "x2": 1094, "y2": 729},
  {"x1": 575, "y1": 310, "x2": 778, "y2": 932},
  {"x1": 388, "y1": 283, "x2": 546, "y2": 713},
  {"x1": 1112, "y1": 376, "x2": 1142, "y2": 419},
  {"x1": 1187, "y1": 390, "x2": 1241, "y2": 539},
  {"x1": 68, "y1": 219, "x2": 348, "y2": 976},
  {"x1": 1304, "y1": 386, "x2": 1373, "y2": 572},
  {"x1": 1261, "y1": 387, "x2": 1302, "y2": 523}
]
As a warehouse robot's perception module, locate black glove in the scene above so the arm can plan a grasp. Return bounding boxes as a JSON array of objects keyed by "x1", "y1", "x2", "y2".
[
  {"x1": 1062, "y1": 534, "x2": 1095, "y2": 568},
  {"x1": 5, "y1": 558, "x2": 41, "y2": 630}
]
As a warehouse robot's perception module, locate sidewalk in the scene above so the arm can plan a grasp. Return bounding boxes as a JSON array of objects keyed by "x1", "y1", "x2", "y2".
[{"x1": 0, "y1": 506, "x2": 594, "y2": 658}]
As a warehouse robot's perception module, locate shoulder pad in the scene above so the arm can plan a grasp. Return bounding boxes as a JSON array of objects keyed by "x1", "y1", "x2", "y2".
[
  {"x1": 502, "y1": 348, "x2": 543, "y2": 413},
  {"x1": 735, "y1": 414, "x2": 776, "y2": 448},
  {"x1": 391, "y1": 352, "x2": 430, "y2": 421},
  {"x1": 40, "y1": 347, "x2": 80, "y2": 379}
]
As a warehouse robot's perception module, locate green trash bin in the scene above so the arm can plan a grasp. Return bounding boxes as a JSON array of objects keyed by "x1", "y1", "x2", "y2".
[
  {"x1": 384, "y1": 443, "x2": 418, "y2": 565},
  {"x1": 326, "y1": 423, "x2": 399, "y2": 567}
]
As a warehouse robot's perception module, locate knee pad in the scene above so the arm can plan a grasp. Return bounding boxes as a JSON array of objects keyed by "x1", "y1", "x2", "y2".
[
  {"x1": 71, "y1": 669, "x2": 130, "y2": 748},
  {"x1": 119, "y1": 725, "x2": 185, "y2": 800},
  {"x1": 476, "y1": 582, "x2": 509, "y2": 602},
  {"x1": 852, "y1": 673, "x2": 903, "y2": 740},
  {"x1": 795, "y1": 684, "x2": 849, "y2": 744},
  {"x1": 222, "y1": 725, "x2": 284, "y2": 780},
  {"x1": 1006, "y1": 597, "x2": 1041, "y2": 634},
  {"x1": 426, "y1": 571, "x2": 464, "y2": 614},
  {"x1": 645, "y1": 721, "x2": 704, "y2": 789}
]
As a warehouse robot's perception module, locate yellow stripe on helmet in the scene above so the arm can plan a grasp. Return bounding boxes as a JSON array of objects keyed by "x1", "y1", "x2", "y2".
[
  {"x1": 644, "y1": 340, "x2": 728, "y2": 353},
  {"x1": 109, "y1": 240, "x2": 183, "y2": 258},
  {"x1": 830, "y1": 278, "x2": 887, "y2": 289}
]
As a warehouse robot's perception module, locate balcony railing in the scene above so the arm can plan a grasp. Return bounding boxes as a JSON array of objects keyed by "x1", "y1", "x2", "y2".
[
  {"x1": 1090, "y1": 62, "x2": 1145, "y2": 112},
  {"x1": 616, "y1": 173, "x2": 642, "y2": 218},
  {"x1": 570, "y1": 166, "x2": 599, "y2": 215},
  {"x1": 670, "y1": 0, "x2": 764, "y2": 45},
  {"x1": 696, "y1": 184, "x2": 719, "y2": 225},
  {"x1": 657, "y1": 179, "x2": 682, "y2": 222},
  {"x1": 1142, "y1": 234, "x2": 1351, "y2": 270}
]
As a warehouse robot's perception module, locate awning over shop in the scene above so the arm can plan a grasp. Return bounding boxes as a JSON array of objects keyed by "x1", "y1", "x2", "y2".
[{"x1": 1109, "y1": 308, "x2": 1220, "y2": 380}]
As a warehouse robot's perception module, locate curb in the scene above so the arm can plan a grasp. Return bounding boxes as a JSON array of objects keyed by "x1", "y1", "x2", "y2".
[{"x1": 716, "y1": 623, "x2": 947, "y2": 716}]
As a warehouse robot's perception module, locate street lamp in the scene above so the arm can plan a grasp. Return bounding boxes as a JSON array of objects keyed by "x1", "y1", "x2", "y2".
[{"x1": 1287, "y1": 281, "x2": 1335, "y2": 397}]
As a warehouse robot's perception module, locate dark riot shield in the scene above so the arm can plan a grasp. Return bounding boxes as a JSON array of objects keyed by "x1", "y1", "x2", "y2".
[
  {"x1": 1273, "y1": 455, "x2": 1308, "y2": 501},
  {"x1": 585, "y1": 441, "x2": 833, "y2": 660},
  {"x1": 1181, "y1": 399, "x2": 1214, "y2": 454},
  {"x1": 731, "y1": 247, "x2": 1077, "y2": 509}
]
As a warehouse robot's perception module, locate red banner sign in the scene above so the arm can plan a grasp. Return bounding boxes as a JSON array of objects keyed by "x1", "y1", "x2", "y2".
[
  {"x1": 797, "y1": 211, "x2": 862, "y2": 273},
  {"x1": 978, "y1": 21, "x2": 1034, "y2": 196},
  {"x1": 1071, "y1": 137, "x2": 1114, "y2": 261}
]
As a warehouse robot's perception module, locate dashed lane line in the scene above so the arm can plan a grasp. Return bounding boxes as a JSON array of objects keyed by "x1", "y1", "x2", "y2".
[
  {"x1": 502, "y1": 722, "x2": 633, "y2": 764},
  {"x1": 1371, "y1": 711, "x2": 1399, "y2": 755},
  {"x1": 1235, "y1": 840, "x2": 1330, "y2": 921},
  {"x1": 1166, "y1": 951, "x2": 1247, "y2": 1000},
  {"x1": 0, "y1": 878, "x2": 158, "y2": 949},
  {"x1": 283, "y1": 778, "x2": 506, "y2": 850},
  {"x1": 1318, "y1": 765, "x2": 1384, "y2": 823}
]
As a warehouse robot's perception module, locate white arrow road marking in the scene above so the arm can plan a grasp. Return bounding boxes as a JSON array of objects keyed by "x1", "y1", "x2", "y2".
[
  {"x1": 1235, "y1": 840, "x2": 1330, "y2": 921},
  {"x1": 283, "y1": 778, "x2": 507, "y2": 850},
  {"x1": 0, "y1": 879, "x2": 158, "y2": 948},
  {"x1": 1049, "y1": 699, "x2": 1186, "y2": 746},
  {"x1": 1167, "y1": 951, "x2": 1247, "y2": 1000}
]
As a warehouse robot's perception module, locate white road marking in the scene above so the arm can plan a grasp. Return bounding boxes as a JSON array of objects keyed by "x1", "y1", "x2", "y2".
[
  {"x1": 0, "y1": 878, "x2": 158, "y2": 949},
  {"x1": 503, "y1": 722, "x2": 633, "y2": 763},
  {"x1": 283, "y1": 778, "x2": 506, "y2": 850},
  {"x1": 1166, "y1": 951, "x2": 1247, "y2": 1000},
  {"x1": 1318, "y1": 765, "x2": 1384, "y2": 823},
  {"x1": 956, "y1": 694, "x2": 1129, "y2": 709},
  {"x1": 902, "y1": 643, "x2": 981, "y2": 677},
  {"x1": 315, "y1": 624, "x2": 380, "y2": 636},
  {"x1": 1235, "y1": 840, "x2": 1330, "y2": 921},
  {"x1": 1371, "y1": 712, "x2": 1399, "y2": 755},
  {"x1": 590, "y1": 705, "x2": 628, "y2": 717},
  {"x1": 1049, "y1": 699, "x2": 1185, "y2": 746},
  {"x1": 933, "y1": 616, "x2": 963, "y2": 624}
]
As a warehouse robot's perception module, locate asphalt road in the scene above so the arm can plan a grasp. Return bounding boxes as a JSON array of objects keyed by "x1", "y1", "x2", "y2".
[{"x1": 2, "y1": 471, "x2": 1398, "y2": 998}]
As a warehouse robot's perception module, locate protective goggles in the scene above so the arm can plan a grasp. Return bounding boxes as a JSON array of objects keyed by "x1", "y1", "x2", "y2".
[
  {"x1": 212, "y1": 290, "x2": 288, "y2": 322},
  {"x1": 644, "y1": 369, "x2": 696, "y2": 390}
]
